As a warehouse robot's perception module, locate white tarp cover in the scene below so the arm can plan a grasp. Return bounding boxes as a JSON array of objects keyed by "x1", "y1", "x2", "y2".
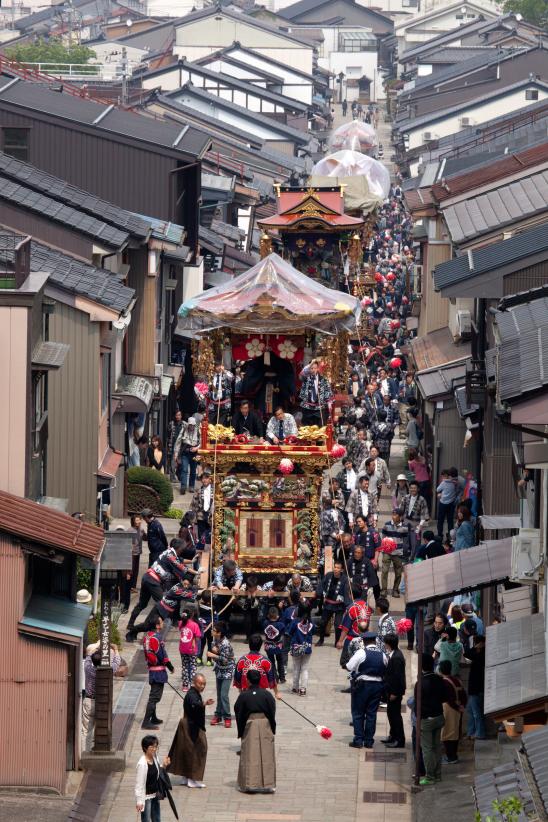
[{"x1": 329, "y1": 120, "x2": 378, "y2": 152}]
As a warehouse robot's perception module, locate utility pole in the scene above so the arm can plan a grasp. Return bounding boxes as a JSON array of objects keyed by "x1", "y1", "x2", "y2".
[{"x1": 121, "y1": 47, "x2": 128, "y2": 106}]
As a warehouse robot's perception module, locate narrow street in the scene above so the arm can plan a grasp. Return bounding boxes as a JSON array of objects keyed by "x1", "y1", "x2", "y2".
[{"x1": 100, "y1": 435, "x2": 417, "y2": 822}]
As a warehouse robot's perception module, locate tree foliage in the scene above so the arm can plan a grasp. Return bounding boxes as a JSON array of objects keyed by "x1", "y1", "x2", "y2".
[
  {"x1": 5, "y1": 37, "x2": 96, "y2": 67},
  {"x1": 502, "y1": 0, "x2": 548, "y2": 27}
]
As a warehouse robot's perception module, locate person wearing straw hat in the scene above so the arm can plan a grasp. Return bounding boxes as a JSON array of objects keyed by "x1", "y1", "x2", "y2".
[{"x1": 234, "y1": 668, "x2": 277, "y2": 794}]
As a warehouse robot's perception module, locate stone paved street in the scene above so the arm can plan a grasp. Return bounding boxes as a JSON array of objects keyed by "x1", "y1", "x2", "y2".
[{"x1": 100, "y1": 434, "x2": 416, "y2": 822}]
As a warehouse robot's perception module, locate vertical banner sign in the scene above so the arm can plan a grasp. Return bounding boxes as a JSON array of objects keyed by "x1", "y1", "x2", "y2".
[{"x1": 100, "y1": 593, "x2": 111, "y2": 666}]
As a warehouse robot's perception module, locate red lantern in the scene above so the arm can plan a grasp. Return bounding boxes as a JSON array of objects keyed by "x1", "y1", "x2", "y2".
[
  {"x1": 331, "y1": 444, "x2": 346, "y2": 459},
  {"x1": 279, "y1": 458, "x2": 294, "y2": 475},
  {"x1": 380, "y1": 537, "x2": 397, "y2": 554},
  {"x1": 386, "y1": 272, "x2": 396, "y2": 282},
  {"x1": 390, "y1": 357, "x2": 402, "y2": 369},
  {"x1": 391, "y1": 319, "x2": 401, "y2": 329},
  {"x1": 374, "y1": 272, "x2": 384, "y2": 283}
]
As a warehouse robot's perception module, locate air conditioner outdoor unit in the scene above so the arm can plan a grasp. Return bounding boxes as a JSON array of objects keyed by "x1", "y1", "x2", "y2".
[
  {"x1": 423, "y1": 131, "x2": 435, "y2": 141},
  {"x1": 511, "y1": 528, "x2": 542, "y2": 582},
  {"x1": 456, "y1": 309, "x2": 472, "y2": 337},
  {"x1": 460, "y1": 116, "x2": 474, "y2": 126}
]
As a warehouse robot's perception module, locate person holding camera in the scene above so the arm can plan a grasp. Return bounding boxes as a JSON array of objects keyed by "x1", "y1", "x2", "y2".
[{"x1": 135, "y1": 735, "x2": 171, "y2": 822}]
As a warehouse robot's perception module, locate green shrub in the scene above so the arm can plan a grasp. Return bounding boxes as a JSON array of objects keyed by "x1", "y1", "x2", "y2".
[
  {"x1": 86, "y1": 609, "x2": 122, "y2": 650},
  {"x1": 127, "y1": 466, "x2": 173, "y2": 512},
  {"x1": 164, "y1": 507, "x2": 184, "y2": 519},
  {"x1": 77, "y1": 558, "x2": 93, "y2": 591}
]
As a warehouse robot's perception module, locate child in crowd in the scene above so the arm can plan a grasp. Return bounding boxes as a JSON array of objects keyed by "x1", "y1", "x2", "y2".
[
  {"x1": 197, "y1": 590, "x2": 215, "y2": 665},
  {"x1": 263, "y1": 606, "x2": 286, "y2": 684},
  {"x1": 178, "y1": 610, "x2": 202, "y2": 691},
  {"x1": 208, "y1": 620, "x2": 235, "y2": 728},
  {"x1": 289, "y1": 604, "x2": 314, "y2": 696}
]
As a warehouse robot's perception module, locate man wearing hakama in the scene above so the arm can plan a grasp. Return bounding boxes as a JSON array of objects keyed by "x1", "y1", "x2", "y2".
[
  {"x1": 168, "y1": 673, "x2": 214, "y2": 788},
  {"x1": 234, "y1": 669, "x2": 277, "y2": 794}
]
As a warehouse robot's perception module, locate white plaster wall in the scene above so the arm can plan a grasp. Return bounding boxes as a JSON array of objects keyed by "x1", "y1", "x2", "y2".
[
  {"x1": 319, "y1": 49, "x2": 383, "y2": 101},
  {"x1": 173, "y1": 17, "x2": 314, "y2": 74},
  {"x1": 407, "y1": 88, "x2": 548, "y2": 149}
]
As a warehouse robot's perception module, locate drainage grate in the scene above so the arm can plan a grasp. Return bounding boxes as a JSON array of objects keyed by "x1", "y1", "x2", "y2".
[
  {"x1": 363, "y1": 791, "x2": 407, "y2": 804},
  {"x1": 365, "y1": 751, "x2": 407, "y2": 762},
  {"x1": 114, "y1": 680, "x2": 145, "y2": 713}
]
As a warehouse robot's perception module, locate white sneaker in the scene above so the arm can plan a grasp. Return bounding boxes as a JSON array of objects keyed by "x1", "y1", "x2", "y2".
[{"x1": 187, "y1": 779, "x2": 206, "y2": 788}]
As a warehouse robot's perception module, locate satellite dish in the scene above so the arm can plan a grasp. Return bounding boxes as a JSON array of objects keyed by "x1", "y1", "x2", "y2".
[{"x1": 126, "y1": 18, "x2": 133, "y2": 27}]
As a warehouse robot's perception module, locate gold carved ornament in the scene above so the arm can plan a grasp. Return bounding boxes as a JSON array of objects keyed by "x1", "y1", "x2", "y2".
[{"x1": 207, "y1": 423, "x2": 235, "y2": 442}]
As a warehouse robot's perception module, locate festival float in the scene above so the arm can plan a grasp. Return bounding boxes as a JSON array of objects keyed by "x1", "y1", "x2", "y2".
[
  {"x1": 257, "y1": 185, "x2": 365, "y2": 290},
  {"x1": 177, "y1": 253, "x2": 361, "y2": 576}
]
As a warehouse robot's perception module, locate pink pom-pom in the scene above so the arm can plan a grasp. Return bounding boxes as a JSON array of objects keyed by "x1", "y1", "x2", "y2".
[
  {"x1": 402, "y1": 296, "x2": 409, "y2": 304},
  {"x1": 361, "y1": 296, "x2": 373, "y2": 307},
  {"x1": 386, "y1": 272, "x2": 396, "y2": 282},
  {"x1": 390, "y1": 357, "x2": 402, "y2": 369},
  {"x1": 194, "y1": 381, "x2": 209, "y2": 396},
  {"x1": 331, "y1": 444, "x2": 346, "y2": 459},
  {"x1": 396, "y1": 618, "x2": 413, "y2": 636},
  {"x1": 279, "y1": 458, "x2": 294, "y2": 475},
  {"x1": 380, "y1": 537, "x2": 397, "y2": 554},
  {"x1": 391, "y1": 319, "x2": 401, "y2": 329},
  {"x1": 316, "y1": 725, "x2": 333, "y2": 740}
]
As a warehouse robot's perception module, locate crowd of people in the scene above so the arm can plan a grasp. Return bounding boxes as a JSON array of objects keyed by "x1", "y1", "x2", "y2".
[{"x1": 72, "y1": 142, "x2": 488, "y2": 821}]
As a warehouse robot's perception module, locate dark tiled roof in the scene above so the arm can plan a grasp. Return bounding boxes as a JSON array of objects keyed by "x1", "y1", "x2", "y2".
[
  {"x1": 432, "y1": 142, "x2": 548, "y2": 201},
  {"x1": 425, "y1": 46, "x2": 495, "y2": 64},
  {"x1": 433, "y1": 222, "x2": 548, "y2": 291},
  {"x1": 474, "y1": 761, "x2": 533, "y2": 821},
  {"x1": 0, "y1": 174, "x2": 130, "y2": 248},
  {"x1": 278, "y1": 0, "x2": 392, "y2": 26},
  {"x1": 521, "y1": 726, "x2": 548, "y2": 814},
  {"x1": 0, "y1": 488, "x2": 104, "y2": 560},
  {"x1": 0, "y1": 229, "x2": 134, "y2": 312},
  {"x1": 410, "y1": 47, "x2": 527, "y2": 92},
  {"x1": 397, "y1": 79, "x2": 548, "y2": 133},
  {"x1": 171, "y1": 85, "x2": 310, "y2": 144},
  {"x1": 0, "y1": 76, "x2": 210, "y2": 160},
  {"x1": 143, "y1": 59, "x2": 308, "y2": 112},
  {"x1": 494, "y1": 295, "x2": 548, "y2": 401},
  {"x1": 442, "y1": 167, "x2": 548, "y2": 243}
]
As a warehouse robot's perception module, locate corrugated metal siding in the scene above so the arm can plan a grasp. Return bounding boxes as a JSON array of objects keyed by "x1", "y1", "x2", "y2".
[
  {"x1": 483, "y1": 405, "x2": 520, "y2": 516},
  {"x1": 0, "y1": 537, "x2": 68, "y2": 793},
  {"x1": 503, "y1": 261, "x2": 548, "y2": 296},
  {"x1": 47, "y1": 302, "x2": 99, "y2": 518},
  {"x1": 420, "y1": 242, "x2": 450, "y2": 336},
  {"x1": 127, "y1": 248, "x2": 156, "y2": 376},
  {"x1": 434, "y1": 402, "x2": 474, "y2": 475},
  {"x1": 0, "y1": 108, "x2": 176, "y2": 221}
]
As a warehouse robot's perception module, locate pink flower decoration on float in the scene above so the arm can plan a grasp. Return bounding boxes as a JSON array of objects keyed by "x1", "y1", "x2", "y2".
[
  {"x1": 386, "y1": 272, "x2": 396, "y2": 282},
  {"x1": 361, "y1": 296, "x2": 373, "y2": 307},
  {"x1": 374, "y1": 272, "x2": 384, "y2": 283},
  {"x1": 391, "y1": 319, "x2": 401, "y2": 329},
  {"x1": 331, "y1": 444, "x2": 346, "y2": 459},
  {"x1": 194, "y1": 381, "x2": 209, "y2": 396},
  {"x1": 279, "y1": 458, "x2": 294, "y2": 475}
]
